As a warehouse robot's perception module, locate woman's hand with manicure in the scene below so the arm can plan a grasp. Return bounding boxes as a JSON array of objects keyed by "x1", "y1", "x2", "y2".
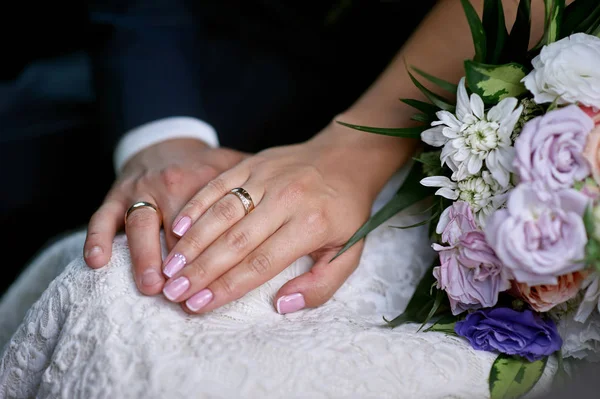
[{"x1": 83, "y1": 138, "x2": 248, "y2": 296}]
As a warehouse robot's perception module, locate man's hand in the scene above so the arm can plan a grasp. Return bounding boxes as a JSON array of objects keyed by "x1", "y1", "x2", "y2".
[{"x1": 83, "y1": 138, "x2": 247, "y2": 295}]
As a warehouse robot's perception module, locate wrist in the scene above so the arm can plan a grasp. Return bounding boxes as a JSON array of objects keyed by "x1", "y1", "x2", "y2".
[{"x1": 308, "y1": 120, "x2": 418, "y2": 198}]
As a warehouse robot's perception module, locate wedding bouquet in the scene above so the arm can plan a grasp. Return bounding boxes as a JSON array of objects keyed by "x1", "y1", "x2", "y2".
[{"x1": 337, "y1": 1, "x2": 600, "y2": 398}]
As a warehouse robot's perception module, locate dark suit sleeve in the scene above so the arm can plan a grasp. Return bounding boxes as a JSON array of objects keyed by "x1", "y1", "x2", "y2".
[{"x1": 87, "y1": 0, "x2": 207, "y2": 143}]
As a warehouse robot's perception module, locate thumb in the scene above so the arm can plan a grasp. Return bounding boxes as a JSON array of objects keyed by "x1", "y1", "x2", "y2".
[{"x1": 274, "y1": 241, "x2": 365, "y2": 314}]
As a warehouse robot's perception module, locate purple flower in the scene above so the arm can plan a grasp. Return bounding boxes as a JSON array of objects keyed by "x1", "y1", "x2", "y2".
[
  {"x1": 455, "y1": 307, "x2": 563, "y2": 362},
  {"x1": 513, "y1": 105, "x2": 594, "y2": 190},
  {"x1": 433, "y1": 202, "x2": 511, "y2": 315},
  {"x1": 485, "y1": 184, "x2": 588, "y2": 286}
]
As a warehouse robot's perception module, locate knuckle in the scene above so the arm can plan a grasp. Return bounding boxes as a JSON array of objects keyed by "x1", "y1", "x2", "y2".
[
  {"x1": 188, "y1": 262, "x2": 209, "y2": 281},
  {"x1": 225, "y1": 229, "x2": 249, "y2": 252},
  {"x1": 211, "y1": 198, "x2": 239, "y2": 223},
  {"x1": 278, "y1": 180, "x2": 308, "y2": 204},
  {"x1": 185, "y1": 197, "x2": 208, "y2": 214},
  {"x1": 304, "y1": 209, "x2": 329, "y2": 237},
  {"x1": 216, "y1": 275, "x2": 237, "y2": 297},
  {"x1": 207, "y1": 177, "x2": 228, "y2": 195},
  {"x1": 247, "y1": 253, "x2": 272, "y2": 276},
  {"x1": 194, "y1": 164, "x2": 219, "y2": 181},
  {"x1": 160, "y1": 166, "x2": 185, "y2": 188},
  {"x1": 180, "y1": 233, "x2": 205, "y2": 253}
]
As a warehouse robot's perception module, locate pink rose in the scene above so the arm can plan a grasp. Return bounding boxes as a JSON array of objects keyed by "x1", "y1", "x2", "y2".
[
  {"x1": 583, "y1": 125, "x2": 600, "y2": 185},
  {"x1": 512, "y1": 271, "x2": 588, "y2": 312}
]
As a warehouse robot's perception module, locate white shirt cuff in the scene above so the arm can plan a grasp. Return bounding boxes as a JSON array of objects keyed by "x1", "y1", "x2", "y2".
[{"x1": 113, "y1": 117, "x2": 219, "y2": 173}]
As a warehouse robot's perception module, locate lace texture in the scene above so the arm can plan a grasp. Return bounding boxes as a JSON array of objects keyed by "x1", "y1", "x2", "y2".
[{"x1": 0, "y1": 170, "x2": 556, "y2": 398}]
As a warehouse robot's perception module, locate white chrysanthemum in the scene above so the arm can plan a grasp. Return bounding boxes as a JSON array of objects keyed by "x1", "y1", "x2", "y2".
[
  {"x1": 421, "y1": 171, "x2": 509, "y2": 226},
  {"x1": 421, "y1": 77, "x2": 523, "y2": 187}
]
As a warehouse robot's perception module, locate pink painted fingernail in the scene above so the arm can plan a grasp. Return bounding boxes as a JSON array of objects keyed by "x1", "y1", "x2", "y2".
[
  {"x1": 185, "y1": 289, "x2": 214, "y2": 311},
  {"x1": 163, "y1": 253, "x2": 186, "y2": 277},
  {"x1": 172, "y1": 216, "x2": 192, "y2": 237},
  {"x1": 162, "y1": 277, "x2": 190, "y2": 301},
  {"x1": 276, "y1": 293, "x2": 305, "y2": 314}
]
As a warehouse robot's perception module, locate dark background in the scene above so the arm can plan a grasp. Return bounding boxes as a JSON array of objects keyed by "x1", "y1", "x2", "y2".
[{"x1": 0, "y1": 0, "x2": 435, "y2": 296}]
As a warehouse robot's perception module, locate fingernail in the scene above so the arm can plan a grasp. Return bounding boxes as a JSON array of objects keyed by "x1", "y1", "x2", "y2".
[
  {"x1": 162, "y1": 277, "x2": 190, "y2": 301},
  {"x1": 173, "y1": 216, "x2": 192, "y2": 237},
  {"x1": 163, "y1": 253, "x2": 186, "y2": 277},
  {"x1": 185, "y1": 289, "x2": 214, "y2": 311},
  {"x1": 84, "y1": 246, "x2": 103, "y2": 258},
  {"x1": 276, "y1": 293, "x2": 305, "y2": 314},
  {"x1": 141, "y1": 269, "x2": 162, "y2": 287}
]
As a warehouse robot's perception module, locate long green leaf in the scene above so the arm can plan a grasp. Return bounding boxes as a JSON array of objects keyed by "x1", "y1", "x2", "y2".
[
  {"x1": 577, "y1": 4, "x2": 600, "y2": 36},
  {"x1": 335, "y1": 121, "x2": 425, "y2": 138},
  {"x1": 384, "y1": 261, "x2": 450, "y2": 327},
  {"x1": 401, "y1": 99, "x2": 440, "y2": 116},
  {"x1": 489, "y1": 355, "x2": 547, "y2": 399},
  {"x1": 461, "y1": 0, "x2": 487, "y2": 62},
  {"x1": 332, "y1": 163, "x2": 434, "y2": 261},
  {"x1": 534, "y1": 0, "x2": 565, "y2": 49},
  {"x1": 423, "y1": 314, "x2": 459, "y2": 335},
  {"x1": 503, "y1": 0, "x2": 531, "y2": 65},
  {"x1": 406, "y1": 69, "x2": 456, "y2": 112},
  {"x1": 411, "y1": 66, "x2": 458, "y2": 94},
  {"x1": 417, "y1": 287, "x2": 447, "y2": 331},
  {"x1": 464, "y1": 60, "x2": 528, "y2": 103},
  {"x1": 482, "y1": 0, "x2": 508, "y2": 64},
  {"x1": 410, "y1": 113, "x2": 434, "y2": 124},
  {"x1": 560, "y1": 0, "x2": 598, "y2": 38}
]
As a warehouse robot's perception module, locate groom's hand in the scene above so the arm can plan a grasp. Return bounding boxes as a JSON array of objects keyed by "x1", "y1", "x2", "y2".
[{"x1": 83, "y1": 138, "x2": 248, "y2": 295}]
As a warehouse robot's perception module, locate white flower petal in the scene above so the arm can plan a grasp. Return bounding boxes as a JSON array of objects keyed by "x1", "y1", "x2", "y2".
[
  {"x1": 420, "y1": 175, "x2": 457, "y2": 188},
  {"x1": 470, "y1": 94, "x2": 485, "y2": 120},
  {"x1": 435, "y1": 187, "x2": 459, "y2": 200},
  {"x1": 421, "y1": 126, "x2": 447, "y2": 147},
  {"x1": 487, "y1": 97, "x2": 518, "y2": 122},
  {"x1": 467, "y1": 155, "x2": 483, "y2": 175},
  {"x1": 436, "y1": 111, "x2": 462, "y2": 129},
  {"x1": 456, "y1": 77, "x2": 471, "y2": 121},
  {"x1": 499, "y1": 105, "x2": 524, "y2": 136},
  {"x1": 436, "y1": 205, "x2": 453, "y2": 234}
]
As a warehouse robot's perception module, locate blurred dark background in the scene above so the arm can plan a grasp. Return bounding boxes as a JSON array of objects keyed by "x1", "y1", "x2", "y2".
[{"x1": 0, "y1": 0, "x2": 436, "y2": 297}]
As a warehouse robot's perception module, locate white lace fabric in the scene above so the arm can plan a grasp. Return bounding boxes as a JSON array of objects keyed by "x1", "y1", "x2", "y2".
[{"x1": 0, "y1": 171, "x2": 555, "y2": 398}]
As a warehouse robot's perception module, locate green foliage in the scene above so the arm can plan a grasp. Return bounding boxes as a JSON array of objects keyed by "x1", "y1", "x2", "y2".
[
  {"x1": 406, "y1": 68, "x2": 456, "y2": 112},
  {"x1": 332, "y1": 162, "x2": 435, "y2": 262},
  {"x1": 560, "y1": 0, "x2": 600, "y2": 38},
  {"x1": 583, "y1": 205, "x2": 600, "y2": 273},
  {"x1": 489, "y1": 355, "x2": 547, "y2": 399},
  {"x1": 464, "y1": 61, "x2": 529, "y2": 103},
  {"x1": 502, "y1": 0, "x2": 531, "y2": 65},
  {"x1": 384, "y1": 260, "x2": 451, "y2": 328},
  {"x1": 533, "y1": 0, "x2": 566, "y2": 50},
  {"x1": 411, "y1": 67, "x2": 458, "y2": 94},
  {"x1": 400, "y1": 99, "x2": 440, "y2": 117},
  {"x1": 335, "y1": 121, "x2": 425, "y2": 139},
  {"x1": 461, "y1": 0, "x2": 487, "y2": 62},
  {"x1": 413, "y1": 150, "x2": 445, "y2": 178},
  {"x1": 482, "y1": 0, "x2": 508, "y2": 64},
  {"x1": 423, "y1": 314, "x2": 459, "y2": 335}
]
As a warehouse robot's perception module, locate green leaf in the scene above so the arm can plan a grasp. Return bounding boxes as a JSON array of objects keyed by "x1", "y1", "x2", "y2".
[
  {"x1": 417, "y1": 287, "x2": 447, "y2": 331},
  {"x1": 489, "y1": 355, "x2": 547, "y2": 399},
  {"x1": 400, "y1": 99, "x2": 440, "y2": 116},
  {"x1": 411, "y1": 66, "x2": 458, "y2": 93},
  {"x1": 410, "y1": 113, "x2": 434, "y2": 124},
  {"x1": 560, "y1": 0, "x2": 598, "y2": 38},
  {"x1": 482, "y1": 0, "x2": 508, "y2": 64},
  {"x1": 332, "y1": 162, "x2": 434, "y2": 262},
  {"x1": 535, "y1": 0, "x2": 565, "y2": 49},
  {"x1": 464, "y1": 61, "x2": 528, "y2": 103},
  {"x1": 503, "y1": 0, "x2": 531, "y2": 64},
  {"x1": 413, "y1": 150, "x2": 445, "y2": 177},
  {"x1": 384, "y1": 261, "x2": 450, "y2": 328},
  {"x1": 335, "y1": 121, "x2": 425, "y2": 139},
  {"x1": 423, "y1": 314, "x2": 459, "y2": 335},
  {"x1": 406, "y1": 68, "x2": 456, "y2": 112},
  {"x1": 461, "y1": 0, "x2": 487, "y2": 62}
]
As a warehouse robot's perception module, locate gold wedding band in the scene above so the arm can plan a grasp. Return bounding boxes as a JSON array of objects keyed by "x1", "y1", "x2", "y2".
[
  {"x1": 228, "y1": 188, "x2": 255, "y2": 215},
  {"x1": 124, "y1": 201, "x2": 162, "y2": 224}
]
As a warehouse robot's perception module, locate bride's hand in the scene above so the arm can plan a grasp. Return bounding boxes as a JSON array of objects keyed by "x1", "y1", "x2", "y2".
[
  {"x1": 83, "y1": 139, "x2": 247, "y2": 295},
  {"x1": 159, "y1": 122, "x2": 405, "y2": 314}
]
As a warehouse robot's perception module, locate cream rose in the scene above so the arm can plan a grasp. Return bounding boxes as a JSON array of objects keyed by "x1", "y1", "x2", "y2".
[
  {"x1": 522, "y1": 33, "x2": 600, "y2": 109},
  {"x1": 512, "y1": 271, "x2": 588, "y2": 312}
]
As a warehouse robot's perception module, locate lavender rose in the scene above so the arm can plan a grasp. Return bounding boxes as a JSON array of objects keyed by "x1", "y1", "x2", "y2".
[
  {"x1": 513, "y1": 105, "x2": 594, "y2": 190},
  {"x1": 455, "y1": 307, "x2": 563, "y2": 361},
  {"x1": 485, "y1": 184, "x2": 589, "y2": 286},
  {"x1": 433, "y1": 202, "x2": 511, "y2": 315}
]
